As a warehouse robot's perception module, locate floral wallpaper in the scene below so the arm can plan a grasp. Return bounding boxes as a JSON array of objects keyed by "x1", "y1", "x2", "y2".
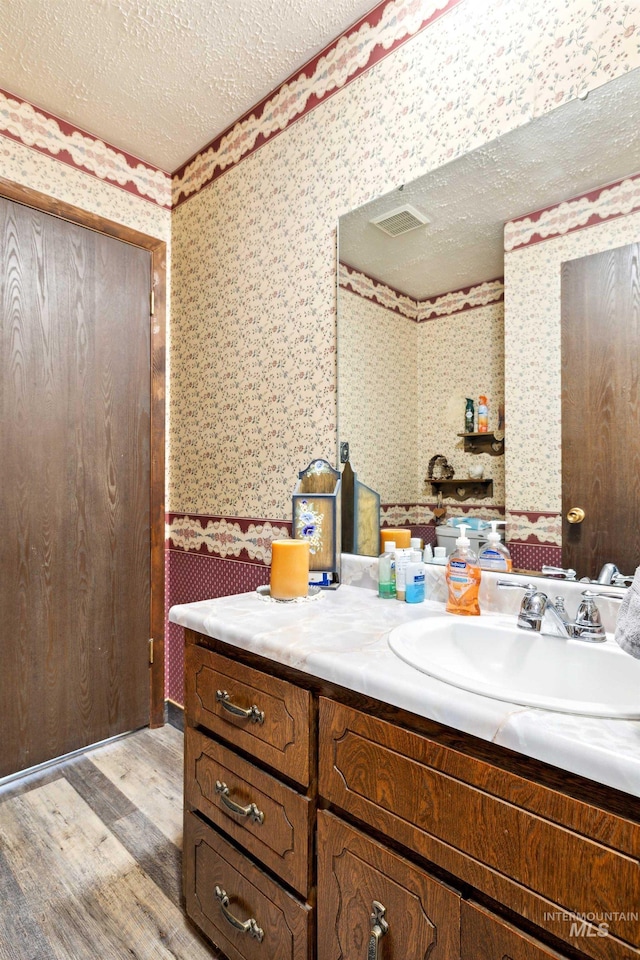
[
  {"x1": 170, "y1": 0, "x2": 640, "y2": 528},
  {"x1": 338, "y1": 281, "x2": 505, "y2": 507},
  {"x1": 338, "y1": 286, "x2": 419, "y2": 502}
]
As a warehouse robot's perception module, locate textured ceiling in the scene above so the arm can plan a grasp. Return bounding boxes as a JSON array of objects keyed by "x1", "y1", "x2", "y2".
[
  {"x1": 339, "y1": 68, "x2": 640, "y2": 300},
  {"x1": 0, "y1": 0, "x2": 378, "y2": 172}
]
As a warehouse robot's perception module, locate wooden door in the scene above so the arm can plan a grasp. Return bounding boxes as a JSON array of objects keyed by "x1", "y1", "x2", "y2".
[
  {"x1": 0, "y1": 195, "x2": 153, "y2": 777},
  {"x1": 561, "y1": 242, "x2": 640, "y2": 580}
]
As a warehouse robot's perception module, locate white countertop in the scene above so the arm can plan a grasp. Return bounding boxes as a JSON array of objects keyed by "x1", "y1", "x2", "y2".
[{"x1": 169, "y1": 567, "x2": 640, "y2": 798}]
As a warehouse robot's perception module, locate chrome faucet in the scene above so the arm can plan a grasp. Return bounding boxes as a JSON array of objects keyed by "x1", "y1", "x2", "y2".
[
  {"x1": 596, "y1": 562, "x2": 619, "y2": 585},
  {"x1": 497, "y1": 581, "x2": 609, "y2": 642},
  {"x1": 541, "y1": 565, "x2": 576, "y2": 580}
]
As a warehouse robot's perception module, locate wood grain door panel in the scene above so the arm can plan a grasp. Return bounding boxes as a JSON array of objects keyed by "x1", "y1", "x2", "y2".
[
  {"x1": 561, "y1": 242, "x2": 640, "y2": 579},
  {"x1": 0, "y1": 197, "x2": 152, "y2": 776}
]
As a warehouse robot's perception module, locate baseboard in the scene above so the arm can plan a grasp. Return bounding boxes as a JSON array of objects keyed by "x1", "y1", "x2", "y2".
[{"x1": 165, "y1": 699, "x2": 184, "y2": 732}]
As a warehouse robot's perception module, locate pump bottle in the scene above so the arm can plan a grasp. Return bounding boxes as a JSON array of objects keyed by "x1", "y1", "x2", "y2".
[
  {"x1": 478, "y1": 521, "x2": 512, "y2": 572},
  {"x1": 445, "y1": 524, "x2": 481, "y2": 615},
  {"x1": 378, "y1": 541, "x2": 397, "y2": 599}
]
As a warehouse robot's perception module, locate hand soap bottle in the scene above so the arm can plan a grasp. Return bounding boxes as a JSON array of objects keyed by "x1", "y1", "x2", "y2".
[
  {"x1": 478, "y1": 521, "x2": 512, "y2": 572},
  {"x1": 378, "y1": 541, "x2": 397, "y2": 599},
  {"x1": 445, "y1": 524, "x2": 481, "y2": 616}
]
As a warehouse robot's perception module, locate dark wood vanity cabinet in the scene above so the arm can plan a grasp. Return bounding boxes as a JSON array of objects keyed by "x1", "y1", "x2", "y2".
[{"x1": 183, "y1": 629, "x2": 640, "y2": 960}]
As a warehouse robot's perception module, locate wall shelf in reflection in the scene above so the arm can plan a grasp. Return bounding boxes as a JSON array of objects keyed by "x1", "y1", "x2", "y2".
[
  {"x1": 429, "y1": 478, "x2": 494, "y2": 502},
  {"x1": 457, "y1": 432, "x2": 504, "y2": 456}
]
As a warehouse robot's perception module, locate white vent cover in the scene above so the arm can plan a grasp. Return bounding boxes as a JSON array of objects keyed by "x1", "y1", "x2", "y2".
[{"x1": 370, "y1": 204, "x2": 430, "y2": 237}]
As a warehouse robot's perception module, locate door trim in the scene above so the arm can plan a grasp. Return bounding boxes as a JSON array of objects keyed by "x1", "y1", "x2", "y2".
[{"x1": 0, "y1": 176, "x2": 167, "y2": 727}]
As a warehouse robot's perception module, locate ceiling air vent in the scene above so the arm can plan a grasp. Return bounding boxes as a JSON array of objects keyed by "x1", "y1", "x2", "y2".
[{"x1": 370, "y1": 204, "x2": 430, "y2": 237}]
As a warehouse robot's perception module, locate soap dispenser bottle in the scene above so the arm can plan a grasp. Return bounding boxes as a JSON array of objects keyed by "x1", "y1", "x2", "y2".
[
  {"x1": 478, "y1": 521, "x2": 512, "y2": 572},
  {"x1": 378, "y1": 541, "x2": 397, "y2": 599},
  {"x1": 445, "y1": 524, "x2": 481, "y2": 615}
]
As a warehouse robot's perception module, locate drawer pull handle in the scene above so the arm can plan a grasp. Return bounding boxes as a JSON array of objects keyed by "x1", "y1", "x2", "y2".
[
  {"x1": 215, "y1": 780, "x2": 265, "y2": 824},
  {"x1": 216, "y1": 689, "x2": 265, "y2": 724},
  {"x1": 368, "y1": 901, "x2": 388, "y2": 960},
  {"x1": 215, "y1": 885, "x2": 264, "y2": 942}
]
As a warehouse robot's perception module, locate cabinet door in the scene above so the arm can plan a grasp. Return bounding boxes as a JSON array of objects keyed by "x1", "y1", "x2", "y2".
[
  {"x1": 318, "y1": 810, "x2": 460, "y2": 960},
  {"x1": 461, "y1": 902, "x2": 571, "y2": 960}
]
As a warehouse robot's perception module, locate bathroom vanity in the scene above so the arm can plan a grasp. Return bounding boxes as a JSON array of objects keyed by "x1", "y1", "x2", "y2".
[{"x1": 172, "y1": 574, "x2": 640, "y2": 960}]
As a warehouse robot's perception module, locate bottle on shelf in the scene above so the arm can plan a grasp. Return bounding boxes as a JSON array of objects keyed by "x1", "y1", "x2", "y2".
[
  {"x1": 478, "y1": 521, "x2": 512, "y2": 572},
  {"x1": 445, "y1": 524, "x2": 481, "y2": 616},
  {"x1": 464, "y1": 398, "x2": 475, "y2": 433},
  {"x1": 477, "y1": 395, "x2": 489, "y2": 433}
]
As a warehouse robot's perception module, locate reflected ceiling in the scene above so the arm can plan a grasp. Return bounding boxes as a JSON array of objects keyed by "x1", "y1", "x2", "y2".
[{"x1": 339, "y1": 69, "x2": 640, "y2": 300}]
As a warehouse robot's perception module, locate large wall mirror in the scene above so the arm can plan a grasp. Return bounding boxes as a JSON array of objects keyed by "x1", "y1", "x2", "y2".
[{"x1": 337, "y1": 67, "x2": 640, "y2": 578}]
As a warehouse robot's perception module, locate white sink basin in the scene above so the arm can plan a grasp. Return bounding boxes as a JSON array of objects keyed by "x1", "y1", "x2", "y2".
[{"x1": 388, "y1": 615, "x2": 640, "y2": 718}]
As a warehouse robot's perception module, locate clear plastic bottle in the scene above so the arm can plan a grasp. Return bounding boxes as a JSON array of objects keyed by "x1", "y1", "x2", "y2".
[
  {"x1": 445, "y1": 524, "x2": 481, "y2": 615},
  {"x1": 405, "y1": 550, "x2": 426, "y2": 603},
  {"x1": 395, "y1": 547, "x2": 411, "y2": 601},
  {"x1": 378, "y1": 541, "x2": 397, "y2": 599},
  {"x1": 478, "y1": 521, "x2": 512, "y2": 572},
  {"x1": 478, "y1": 395, "x2": 489, "y2": 433}
]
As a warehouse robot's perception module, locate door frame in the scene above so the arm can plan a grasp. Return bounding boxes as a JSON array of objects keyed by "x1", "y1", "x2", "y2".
[{"x1": 0, "y1": 176, "x2": 166, "y2": 727}]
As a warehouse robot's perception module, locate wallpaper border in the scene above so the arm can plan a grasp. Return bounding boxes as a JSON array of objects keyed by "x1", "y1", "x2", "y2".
[
  {"x1": 171, "y1": 0, "x2": 463, "y2": 206},
  {"x1": 167, "y1": 512, "x2": 292, "y2": 564},
  {"x1": 0, "y1": 87, "x2": 171, "y2": 208},
  {"x1": 505, "y1": 171, "x2": 640, "y2": 251},
  {"x1": 339, "y1": 261, "x2": 505, "y2": 320}
]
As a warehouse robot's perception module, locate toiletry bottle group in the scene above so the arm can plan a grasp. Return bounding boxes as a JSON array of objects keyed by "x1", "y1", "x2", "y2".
[{"x1": 445, "y1": 523, "x2": 481, "y2": 615}]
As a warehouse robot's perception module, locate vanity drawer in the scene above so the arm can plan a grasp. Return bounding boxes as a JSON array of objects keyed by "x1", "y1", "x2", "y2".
[
  {"x1": 185, "y1": 643, "x2": 312, "y2": 786},
  {"x1": 184, "y1": 811, "x2": 311, "y2": 960},
  {"x1": 318, "y1": 810, "x2": 460, "y2": 960},
  {"x1": 461, "y1": 901, "x2": 571, "y2": 960},
  {"x1": 185, "y1": 726, "x2": 312, "y2": 896},
  {"x1": 319, "y1": 699, "x2": 640, "y2": 959}
]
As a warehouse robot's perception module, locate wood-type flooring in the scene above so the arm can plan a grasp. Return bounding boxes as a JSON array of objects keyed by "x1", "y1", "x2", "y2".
[{"x1": 0, "y1": 723, "x2": 220, "y2": 959}]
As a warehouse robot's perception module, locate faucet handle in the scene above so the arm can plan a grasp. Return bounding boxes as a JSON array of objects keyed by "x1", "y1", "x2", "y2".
[
  {"x1": 574, "y1": 594, "x2": 606, "y2": 642},
  {"x1": 611, "y1": 572, "x2": 633, "y2": 587},
  {"x1": 541, "y1": 565, "x2": 577, "y2": 580},
  {"x1": 497, "y1": 581, "x2": 547, "y2": 631}
]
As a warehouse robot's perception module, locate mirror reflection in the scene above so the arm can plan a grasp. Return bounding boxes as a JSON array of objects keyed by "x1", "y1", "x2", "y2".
[{"x1": 337, "y1": 68, "x2": 640, "y2": 579}]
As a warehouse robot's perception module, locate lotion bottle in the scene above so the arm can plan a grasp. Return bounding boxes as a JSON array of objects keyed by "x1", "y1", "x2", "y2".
[
  {"x1": 405, "y1": 550, "x2": 426, "y2": 603},
  {"x1": 378, "y1": 541, "x2": 397, "y2": 599},
  {"x1": 478, "y1": 521, "x2": 512, "y2": 572},
  {"x1": 395, "y1": 547, "x2": 411, "y2": 600},
  {"x1": 445, "y1": 524, "x2": 481, "y2": 616}
]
